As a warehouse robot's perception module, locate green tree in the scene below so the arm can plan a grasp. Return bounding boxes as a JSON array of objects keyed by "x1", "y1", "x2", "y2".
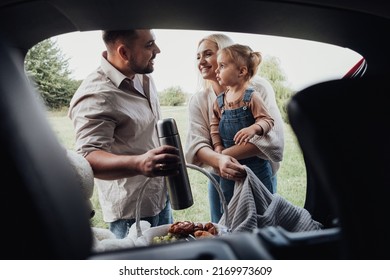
[
  {"x1": 258, "y1": 55, "x2": 295, "y2": 123},
  {"x1": 159, "y1": 86, "x2": 188, "y2": 106},
  {"x1": 24, "y1": 38, "x2": 81, "y2": 110}
]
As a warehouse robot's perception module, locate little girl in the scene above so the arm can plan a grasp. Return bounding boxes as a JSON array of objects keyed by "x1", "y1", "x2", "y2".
[{"x1": 210, "y1": 44, "x2": 274, "y2": 211}]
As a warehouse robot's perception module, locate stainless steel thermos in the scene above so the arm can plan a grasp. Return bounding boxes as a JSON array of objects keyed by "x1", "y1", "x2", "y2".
[{"x1": 157, "y1": 118, "x2": 194, "y2": 210}]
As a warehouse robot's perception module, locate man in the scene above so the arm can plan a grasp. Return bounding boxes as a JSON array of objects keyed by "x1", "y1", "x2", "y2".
[{"x1": 68, "y1": 29, "x2": 180, "y2": 239}]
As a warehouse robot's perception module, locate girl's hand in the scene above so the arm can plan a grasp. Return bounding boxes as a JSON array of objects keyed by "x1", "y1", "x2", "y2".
[
  {"x1": 214, "y1": 145, "x2": 225, "y2": 154},
  {"x1": 234, "y1": 126, "x2": 257, "y2": 145}
]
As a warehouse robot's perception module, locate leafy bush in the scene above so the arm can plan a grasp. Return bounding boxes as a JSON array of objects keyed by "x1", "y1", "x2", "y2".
[
  {"x1": 259, "y1": 55, "x2": 295, "y2": 124},
  {"x1": 159, "y1": 86, "x2": 187, "y2": 106}
]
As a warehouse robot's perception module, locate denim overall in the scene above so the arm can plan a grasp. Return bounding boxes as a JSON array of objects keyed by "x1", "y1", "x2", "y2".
[{"x1": 211, "y1": 88, "x2": 273, "y2": 222}]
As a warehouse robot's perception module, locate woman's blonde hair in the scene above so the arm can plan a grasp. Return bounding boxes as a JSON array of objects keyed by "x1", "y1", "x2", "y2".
[{"x1": 196, "y1": 33, "x2": 234, "y2": 91}]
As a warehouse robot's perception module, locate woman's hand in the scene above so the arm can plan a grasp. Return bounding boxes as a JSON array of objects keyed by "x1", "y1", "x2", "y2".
[{"x1": 217, "y1": 154, "x2": 246, "y2": 181}]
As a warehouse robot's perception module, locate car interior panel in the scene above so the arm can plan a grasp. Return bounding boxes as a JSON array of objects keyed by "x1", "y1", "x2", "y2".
[
  {"x1": 288, "y1": 77, "x2": 390, "y2": 259},
  {"x1": 0, "y1": 38, "x2": 92, "y2": 260},
  {"x1": 0, "y1": 0, "x2": 389, "y2": 260}
]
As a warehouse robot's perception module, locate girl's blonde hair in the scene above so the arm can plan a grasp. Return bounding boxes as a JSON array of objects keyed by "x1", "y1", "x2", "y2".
[
  {"x1": 196, "y1": 34, "x2": 234, "y2": 91},
  {"x1": 219, "y1": 44, "x2": 262, "y2": 81}
]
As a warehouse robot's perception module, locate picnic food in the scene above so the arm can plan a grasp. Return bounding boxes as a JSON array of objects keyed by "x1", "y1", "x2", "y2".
[
  {"x1": 152, "y1": 232, "x2": 178, "y2": 244},
  {"x1": 194, "y1": 230, "x2": 213, "y2": 238},
  {"x1": 168, "y1": 221, "x2": 218, "y2": 237},
  {"x1": 168, "y1": 221, "x2": 196, "y2": 236},
  {"x1": 151, "y1": 221, "x2": 219, "y2": 244}
]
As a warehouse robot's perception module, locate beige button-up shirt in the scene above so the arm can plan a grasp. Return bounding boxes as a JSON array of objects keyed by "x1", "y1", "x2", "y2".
[{"x1": 68, "y1": 54, "x2": 166, "y2": 222}]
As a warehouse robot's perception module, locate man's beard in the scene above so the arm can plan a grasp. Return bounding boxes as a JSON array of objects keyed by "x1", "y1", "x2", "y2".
[{"x1": 131, "y1": 58, "x2": 154, "y2": 74}]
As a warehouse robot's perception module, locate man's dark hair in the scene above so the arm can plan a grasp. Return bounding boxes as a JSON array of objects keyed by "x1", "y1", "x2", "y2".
[{"x1": 102, "y1": 30, "x2": 138, "y2": 46}]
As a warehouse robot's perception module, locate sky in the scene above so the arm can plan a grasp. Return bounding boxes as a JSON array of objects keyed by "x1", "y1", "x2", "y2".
[{"x1": 55, "y1": 29, "x2": 363, "y2": 93}]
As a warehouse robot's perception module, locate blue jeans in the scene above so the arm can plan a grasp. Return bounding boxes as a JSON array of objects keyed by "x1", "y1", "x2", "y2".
[
  {"x1": 109, "y1": 196, "x2": 173, "y2": 239},
  {"x1": 208, "y1": 173, "x2": 223, "y2": 223},
  {"x1": 208, "y1": 161, "x2": 277, "y2": 223},
  {"x1": 271, "y1": 174, "x2": 277, "y2": 193}
]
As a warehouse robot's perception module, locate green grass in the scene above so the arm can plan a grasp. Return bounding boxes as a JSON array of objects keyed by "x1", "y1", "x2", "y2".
[{"x1": 47, "y1": 106, "x2": 306, "y2": 228}]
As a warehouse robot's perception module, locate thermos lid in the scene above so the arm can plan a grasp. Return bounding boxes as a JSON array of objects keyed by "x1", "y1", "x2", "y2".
[{"x1": 157, "y1": 118, "x2": 178, "y2": 137}]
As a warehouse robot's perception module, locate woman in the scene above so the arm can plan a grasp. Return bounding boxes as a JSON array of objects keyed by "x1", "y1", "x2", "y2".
[{"x1": 185, "y1": 34, "x2": 284, "y2": 223}]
